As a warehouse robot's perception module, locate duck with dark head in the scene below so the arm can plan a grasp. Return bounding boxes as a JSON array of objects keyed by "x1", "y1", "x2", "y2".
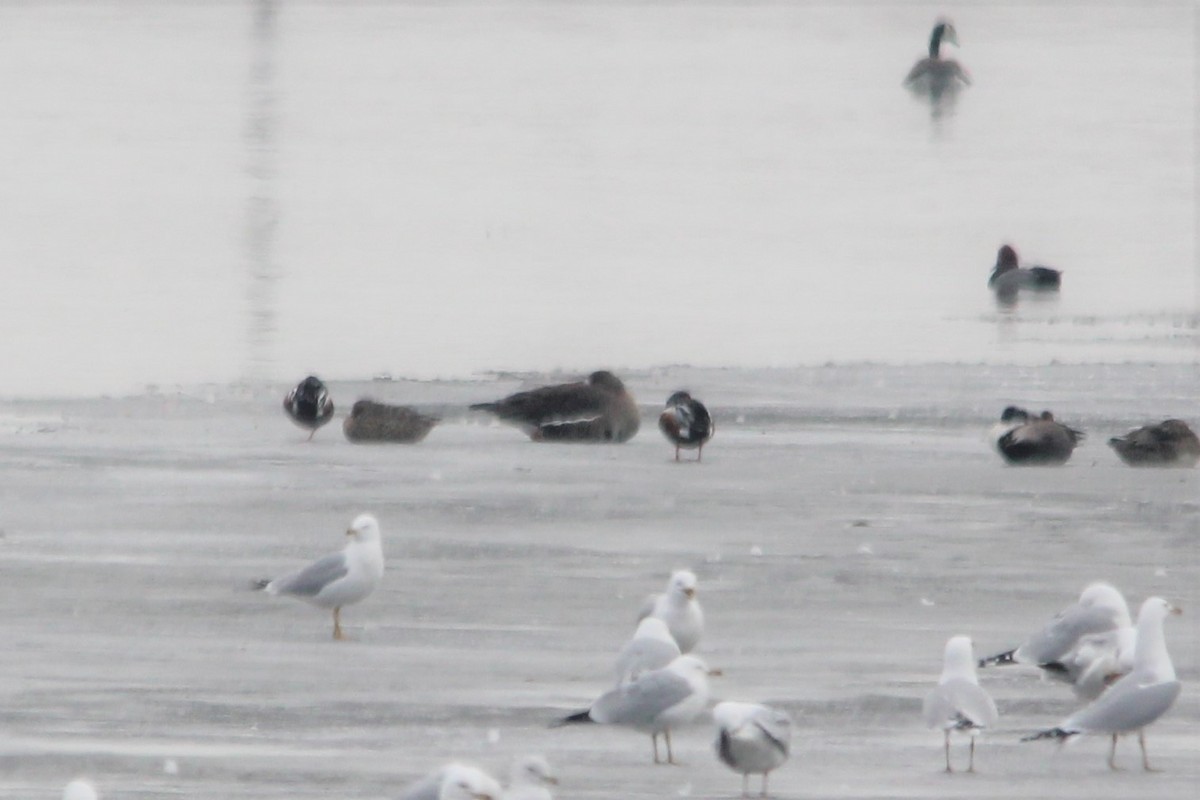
[
  {"x1": 904, "y1": 19, "x2": 971, "y2": 104},
  {"x1": 988, "y1": 244, "x2": 1062, "y2": 306}
]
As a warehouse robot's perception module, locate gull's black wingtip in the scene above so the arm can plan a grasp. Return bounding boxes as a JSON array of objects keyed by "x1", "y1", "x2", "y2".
[
  {"x1": 549, "y1": 709, "x2": 593, "y2": 728},
  {"x1": 251, "y1": 578, "x2": 271, "y2": 591},
  {"x1": 978, "y1": 649, "x2": 1017, "y2": 668},
  {"x1": 1022, "y1": 727, "x2": 1072, "y2": 743}
]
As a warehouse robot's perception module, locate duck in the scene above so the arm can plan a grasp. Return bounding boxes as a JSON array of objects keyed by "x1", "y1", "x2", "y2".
[
  {"x1": 658, "y1": 391, "x2": 715, "y2": 462},
  {"x1": 342, "y1": 399, "x2": 439, "y2": 444},
  {"x1": 469, "y1": 370, "x2": 640, "y2": 443},
  {"x1": 1108, "y1": 419, "x2": 1200, "y2": 467},
  {"x1": 988, "y1": 245, "x2": 1062, "y2": 304},
  {"x1": 282, "y1": 375, "x2": 335, "y2": 440},
  {"x1": 904, "y1": 19, "x2": 971, "y2": 100},
  {"x1": 993, "y1": 406, "x2": 1083, "y2": 465}
]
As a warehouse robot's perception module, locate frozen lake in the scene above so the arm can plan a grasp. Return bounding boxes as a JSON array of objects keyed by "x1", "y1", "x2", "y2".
[
  {"x1": 0, "y1": 364, "x2": 1197, "y2": 797},
  {"x1": 0, "y1": 0, "x2": 1195, "y2": 397}
]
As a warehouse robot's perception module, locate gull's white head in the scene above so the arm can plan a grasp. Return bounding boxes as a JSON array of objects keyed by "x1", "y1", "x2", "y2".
[
  {"x1": 1079, "y1": 581, "x2": 1132, "y2": 627},
  {"x1": 62, "y1": 781, "x2": 98, "y2": 800},
  {"x1": 509, "y1": 754, "x2": 558, "y2": 788},
  {"x1": 438, "y1": 764, "x2": 502, "y2": 800},
  {"x1": 668, "y1": 570, "x2": 698, "y2": 600},
  {"x1": 633, "y1": 616, "x2": 676, "y2": 644},
  {"x1": 669, "y1": 653, "x2": 713, "y2": 682},
  {"x1": 346, "y1": 513, "x2": 381, "y2": 543},
  {"x1": 940, "y1": 635, "x2": 978, "y2": 682},
  {"x1": 1137, "y1": 596, "x2": 1182, "y2": 626}
]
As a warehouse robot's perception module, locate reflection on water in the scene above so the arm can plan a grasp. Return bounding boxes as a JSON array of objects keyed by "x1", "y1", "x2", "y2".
[
  {"x1": 0, "y1": 2, "x2": 1194, "y2": 397},
  {"x1": 244, "y1": 0, "x2": 280, "y2": 382}
]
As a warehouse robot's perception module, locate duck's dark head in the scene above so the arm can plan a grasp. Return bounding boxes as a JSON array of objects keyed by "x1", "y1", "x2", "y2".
[
  {"x1": 1039, "y1": 410, "x2": 1056, "y2": 421},
  {"x1": 300, "y1": 375, "x2": 325, "y2": 393},
  {"x1": 665, "y1": 390, "x2": 693, "y2": 406},
  {"x1": 588, "y1": 371, "x2": 626, "y2": 393},
  {"x1": 1000, "y1": 406, "x2": 1029, "y2": 423},
  {"x1": 930, "y1": 19, "x2": 959, "y2": 58},
  {"x1": 350, "y1": 399, "x2": 372, "y2": 417},
  {"x1": 995, "y1": 244, "x2": 1019, "y2": 273}
]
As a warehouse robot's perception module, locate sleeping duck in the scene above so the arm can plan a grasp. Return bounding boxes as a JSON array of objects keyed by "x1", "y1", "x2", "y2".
[
  {"x1": 658, "y1": 391, "x2": 715, "y2": 462},
  {"x1": 988, "y1": 244, "x2": 1062, "y2": 304},
  {"x1": 342, "y1": 399, "x2": 439, "y2": 444},
  {"x1": 470, "y1": 370, "x2": 640, "y2": 443},
  {"x1": 904, "y1": 19, "x2": 971, "y2": 101},
  {"x1": 1108, "y1": 420, "x2": 1200, "y2": 467},
  {"x1": 993, "y1": 406, "x2": 1084, "y2": 465},
  {"x1": 283, "y1": 375, "x2": 335, "y2": 441}
]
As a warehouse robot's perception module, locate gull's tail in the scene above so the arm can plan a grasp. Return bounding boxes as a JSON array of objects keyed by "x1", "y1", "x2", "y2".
[
  {"x1": 1022, "y1": 727, "x2": 1074, "y2": 743},
  {"x1": 549, "y1": 709, "x2": 593, "y2": 728},
  {"x1": 978, "y1": 649, "x2": 1017, "y2": 668}
]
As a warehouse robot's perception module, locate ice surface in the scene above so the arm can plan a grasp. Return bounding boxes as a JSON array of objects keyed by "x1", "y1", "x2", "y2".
[{"x1": 0, "y1": 364, "x2": 1196, "y2": 797}]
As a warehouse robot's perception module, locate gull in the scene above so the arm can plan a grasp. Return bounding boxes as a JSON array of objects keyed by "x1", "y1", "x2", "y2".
[
  {"x1": 713, "y1": 701, "x2": 792, "y2": 797},
  {"x1": 614, "y1": 617, "x2": 682, "y2": 686},
  {"x1": 637, "y1": 570, "x2": 704, "y2": 653},
  {"x1": 502, "y1": 755, "x2": 558, "y2": 800},
  {"x1": 923, "y1": 636, "x2": 999, "y2": 773},
  {"x1": 400, "y1": 763, "x2": 502, "y2": 800},
  {"x1": 255, "y1": 513, "x2": 384, "y2": 640},
  {"x1": 282, "y1": 375, "x2": 335, "y2": 440},
  {"x1": 553, "y1": 654, "x2": 713, "y2": 764},
  {"x1": 979, "y1": 582, "x2": 1130, "y2": 674},
  {"x1": 1024, "y1": 597, "x2": 1182, "y2": 771}
]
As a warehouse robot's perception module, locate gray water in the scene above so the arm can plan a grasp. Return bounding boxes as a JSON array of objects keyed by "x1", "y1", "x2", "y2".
[{"x1": 0, "y1": 1, "x2": 1195, "y2": 398}]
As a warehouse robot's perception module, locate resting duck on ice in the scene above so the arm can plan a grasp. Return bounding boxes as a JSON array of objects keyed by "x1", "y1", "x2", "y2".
[
  {"x1": 992, "y1": 406, "x2": 1083, "y2": 465},
  {"x1": 469, "y1": 370, "x2": 640, "y2": 443},
  {"x1": 1108, "y1": 419, "x2": 1200, "y2": 467}
]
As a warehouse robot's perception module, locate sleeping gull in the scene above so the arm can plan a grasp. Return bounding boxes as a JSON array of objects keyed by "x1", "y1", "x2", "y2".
[
  {"x1": 1023, "y1": 597, "x2": 1182, "y2": 770},
  {"x1": 637, "y1": 570, "x2": 704, "y2": 653},
  {"x1": 400, "y1": 763, "x2": 503, "y2": 800},
  {"x1": 978, "y1": 582, "x2": 1130, "y2": 673},
  {"x1": 713, "y1": 701, "x2": 793, "y2": 797},
  {"x1": 1050, "y1": 624, "x2": 1137, "y2": 702},
  {"x1": 62, "y1": 781, "x2": 98, "y2": 800},
  {"x1": 553, "y1": 654, "x2": 713, "y2": 764},
  {"x1": 502, "y1": 755, "x2": 558, "y2": 800},
  {"x1": 923, "y1": 636, "x2": 999, "y2": 773},
  {"x1": 614, "y1": 617, "x2": 681, "y2": 685},
  {"x1": 255, "y1": 513, "x2": 384, "y2": 640}
]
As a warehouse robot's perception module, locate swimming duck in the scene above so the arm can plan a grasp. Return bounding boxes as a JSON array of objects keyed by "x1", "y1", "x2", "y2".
[
  {"x1": 283, "y1": 375, "x2": 335, "y2": 440},
  {"x1": 904, "y1": 19, "x2": 971, "y2": 100},
  {"x1": 988, "y1": 245, "x2": 1062, "y2": 304},
  {"x1": 993, "y1": 406, "x2": 1083, "y2": 465},
  {"x1": 343, "y1": 399, "x2": 439, "y2": 444},
  {"x1": 1108, "y1": 419, "x2": 1200, "y2": 467},
  {"x1": 469, "y1": 370, "x2": 640, "y2": 443},
  {"x1": 658, "y1": 391, "x2": 715, "y2": 462}
]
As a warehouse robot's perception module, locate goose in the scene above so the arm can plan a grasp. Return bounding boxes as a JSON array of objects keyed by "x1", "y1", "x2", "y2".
[{"x1": 470, "y1": 371, "x2": 639, "y2": 443}]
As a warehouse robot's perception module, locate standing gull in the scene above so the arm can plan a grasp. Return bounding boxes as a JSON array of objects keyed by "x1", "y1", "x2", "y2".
[
  {"x1": 283, "y1": 375, "x2": 335, "y2": 440},
  {"x1": 923, "y1": 636, "x2": 999, "y2": 773},
  {"x1": 255, "y1": 513, "x2": 385, "y2": 640},
  {"x1": 658, "y1": 391, "x2": 715, "y2": 462},
  {"x1": 979, "y1": 581, "x2": 1131, "y2": 673},
  {"x1": 469, "y1": 370, "x2": 640, "y2": 443},
  {"x1": 614, "y1": 617, "x2": 682, "y2": 686},
  {"x1": 638, "y1": 570, "x2": 705, "y2": 653},
  {"x1": 1024, "y1": 597, "x2": 1182, "y2": 771},
  {"x1": 713, "y1": 701, "x2": 793, "y2": 797},
  {"x1": 552, "y1": 654, "x2": 713, "y2": 765},
  {"x1": 502, "y1": 755, "x2": 558, "y2": 800}
]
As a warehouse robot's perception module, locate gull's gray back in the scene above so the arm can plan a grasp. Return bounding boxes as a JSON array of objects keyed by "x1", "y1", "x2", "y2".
[
  {"x1": 1019, "y1": 604, "x2": 1120, "y2": 664},
  {"x1": 590, "y1": 670, "x2": 693, "y2": 728},
  {"x1": 269, "y1": 552, "x2": 348, "y2": 598},
  {"x1": 1065, "y1": 679, "x2": 1181, "y2": 734},
  {"x1": 614, "y1": 637, "x2": 680, "y2": 685},
  {"x1": 923, "y1": 678, "x2": 999, "y2": 730}
]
